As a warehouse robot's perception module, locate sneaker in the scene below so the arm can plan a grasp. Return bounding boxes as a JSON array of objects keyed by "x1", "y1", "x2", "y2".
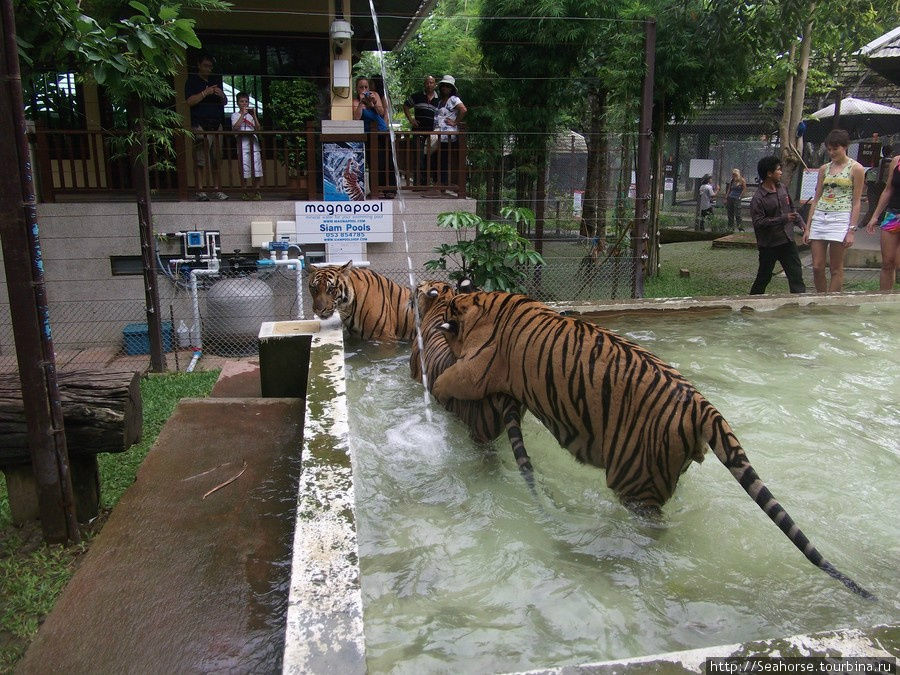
[
  {"x1": 241, "y1": 192, "x2": 251, "y2": 201},
  {"x1": 252, "y1": 191, "x2": 262, "y2": 201},
  {"x1": 213, "y1": 191, "x2": 229, "y2": 200},
  {"x1": 196, "y1": 192, "x2": 210, "y2": 201}
]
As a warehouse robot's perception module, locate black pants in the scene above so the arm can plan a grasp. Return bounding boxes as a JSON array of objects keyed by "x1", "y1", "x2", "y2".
[
  {"x1": 750, "y1": 241, "x2": 806, "y2": 294},
  {"x1": 726, "y1": 197, "x2": 742, "y2": 230}
]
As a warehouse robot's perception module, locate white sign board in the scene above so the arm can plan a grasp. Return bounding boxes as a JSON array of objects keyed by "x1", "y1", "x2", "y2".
[
  {"x1": 800, "y1": 169, "x2": 819, "y2": 201},
  {"x1": 689, "y1": 159, "x2": 714, "y2": 179},
  {"x1": 295, "y1": 200, "x2": 394, "y2": 243}
]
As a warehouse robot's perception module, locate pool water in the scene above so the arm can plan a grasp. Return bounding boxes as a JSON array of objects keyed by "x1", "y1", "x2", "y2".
[{"x1": 346, "y1": 303, "x2": 899, "y2": 674}]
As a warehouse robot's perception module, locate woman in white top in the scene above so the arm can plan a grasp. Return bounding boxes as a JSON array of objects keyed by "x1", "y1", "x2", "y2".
[
  {"x1": 803, "y1": 128, "x2": 864, "y2": 292},
  {"x1": 434, "y1": 75, "x2": 467, "y2": 190}
]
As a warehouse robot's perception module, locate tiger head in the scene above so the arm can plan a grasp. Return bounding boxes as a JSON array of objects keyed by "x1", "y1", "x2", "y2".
[
  {"x1": 413, "y1": 280, "x2": 455, "y2": 318},
  {"x1": 307, "y1": 260, "x2": 353, "y2": 320},
  {"x1": 437, "y1": 291, "x2": 489, "y2": 355}
]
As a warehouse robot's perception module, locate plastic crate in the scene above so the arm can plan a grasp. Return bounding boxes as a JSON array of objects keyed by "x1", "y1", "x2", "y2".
[{"x1": 122, "y1": 321, "x2": 173, "y2": 355}]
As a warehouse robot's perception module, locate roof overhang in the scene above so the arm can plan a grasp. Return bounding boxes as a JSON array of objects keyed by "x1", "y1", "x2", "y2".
[
  {"x1": 188, "y1": 0, "x2": 437, "y2": 52},
  {"x1": 857, "y1": 25, "x2": 900, "y2": 86}
]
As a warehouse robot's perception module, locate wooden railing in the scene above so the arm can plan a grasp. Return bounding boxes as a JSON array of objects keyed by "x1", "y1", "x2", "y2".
[{"x1": 29, "y1": 124, "x2": 468, "y2": 202}]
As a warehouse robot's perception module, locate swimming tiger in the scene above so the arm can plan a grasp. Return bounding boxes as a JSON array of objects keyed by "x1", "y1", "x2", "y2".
[
  {"x1": 431, "y1": 291, "x2": 874, "y2": 599},
  {"x1": 410, "y1": 280, "x2": 533, "y2": 474},
  {"x1": 307, "y1": 261, "x2": 416, "y2": 341}
]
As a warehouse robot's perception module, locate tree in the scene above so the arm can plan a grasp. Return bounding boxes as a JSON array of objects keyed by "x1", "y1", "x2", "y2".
[
  {"x1": 15, "y1": 0, "x2": 227, "y2": 371},
  {"x1": 478, "y1": 0, "x2": 584, "y2": 254},
  {"x1": 764, "y1": 0, "x2": 899, "y2": 186}
]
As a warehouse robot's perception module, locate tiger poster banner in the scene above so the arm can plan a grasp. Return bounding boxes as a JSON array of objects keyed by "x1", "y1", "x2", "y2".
[
  {"x1": 323, "y1": 141, "x2": 366, "y2": 201},
  {"x1": 295, "y1": 200, "x2": 394, "y2": 243}
]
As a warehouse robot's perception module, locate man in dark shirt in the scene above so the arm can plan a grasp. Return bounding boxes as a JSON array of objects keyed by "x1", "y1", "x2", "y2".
[
  {"x1": 749, "y1": 155, "x2": 806, "y2": 294},
  {"x1": 403, "y1": 75, "x2": 438, "y2": 131},
  {"x1": 184, "y1": 52, "x2": 228, "y2": 201},
  {"x1": 403, "y1": 75, "x2": 438, "y2": 186}
]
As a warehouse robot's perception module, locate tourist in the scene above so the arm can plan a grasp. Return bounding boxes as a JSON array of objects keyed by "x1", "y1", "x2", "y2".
[
  {"x1": 231, "y1": 92, "x2": 263, "y2": 200},
  {"x1": 748, "y1": 156, "x2": 806, "y2": 295},
  {"x1": 864, "y1": 153, "x2": 900, "y2": 290},
  {"x1": 726, "y1": 169, "x2": 747, "y2": 231},
  {"x1": 353, "y1": 77, "x2": 395, "y2": 197},
  {"x1": 403, "y1": 75, "x2": 438, "y2": 185},
  {"x1": 697, "y1": 174, "x2": 717, "y2": 231},
  {"x1": 434, "y1": 75, "x2": 467, "y2": 191},
  {"x1": 184, "y1": 52, "x2": 228, "y2": 201},
  {"x1": 803, "y1": 128, "x2": 864, "y2": 292},
  {"x1": 861, "y1": 144, "x2": 894, "y2": 227}
]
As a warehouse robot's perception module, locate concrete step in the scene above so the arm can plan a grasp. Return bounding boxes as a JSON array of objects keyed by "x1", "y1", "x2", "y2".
[{"x1": 19, "y1": 395, "x2": 304, "y2": 673}]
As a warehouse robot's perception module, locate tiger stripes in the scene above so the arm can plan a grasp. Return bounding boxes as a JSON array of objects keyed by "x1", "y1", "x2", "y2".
[
  {"x1": 431, "y1": 291, "x2": 874, "y2": 599},
  {"x1": 410, "y1": 281, "x2": 533, "y2": 475},
  {"x1": 307, "y1": 261, "x2": 416, "y2": 341}
]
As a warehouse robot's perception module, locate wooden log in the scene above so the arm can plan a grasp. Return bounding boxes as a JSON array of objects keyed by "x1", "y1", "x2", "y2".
[{"x1": 0, "y1": 369, "x2": 142, "y2": 464}]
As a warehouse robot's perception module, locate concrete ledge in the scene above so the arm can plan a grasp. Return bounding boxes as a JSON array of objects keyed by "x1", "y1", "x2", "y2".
[
  {"x1": 552, "y1": 290, "x2": 899, "y2": 318},
  {"x1": 509, "y1": 624, "x2": 898, "y2": 674},
  {"x1": 282, "y1": 321, "x2": 366, "y2": 674}
]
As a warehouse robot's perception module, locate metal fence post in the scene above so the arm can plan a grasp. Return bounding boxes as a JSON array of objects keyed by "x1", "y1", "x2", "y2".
[{"x1": 632, "y1": 17, "x2": 656, "y2": 298}]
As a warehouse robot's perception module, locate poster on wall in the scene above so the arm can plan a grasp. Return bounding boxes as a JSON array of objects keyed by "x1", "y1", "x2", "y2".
[
  {"x1": 323, "y1": 141, "x2": 366, "y2": 201},
  {"x1": 295, "y1": 201, "x2": 394, "y2": 243}
]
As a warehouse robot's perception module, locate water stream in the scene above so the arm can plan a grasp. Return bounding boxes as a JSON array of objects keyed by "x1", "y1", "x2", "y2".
[{"x1": 346, "y1": 303, "x2": 899, "y2": 674}]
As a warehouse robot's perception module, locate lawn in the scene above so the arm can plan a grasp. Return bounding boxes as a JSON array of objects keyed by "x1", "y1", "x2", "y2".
[{"x1": 0, "y1": 370, "x2": 219, "y2": 673}]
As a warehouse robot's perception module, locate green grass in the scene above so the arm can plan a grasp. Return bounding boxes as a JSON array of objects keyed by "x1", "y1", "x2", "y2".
[
  {"x1": 0, "y1": 370, "x2": 219, "y2": 673},
  {"x1": 645, "y1": 241, "x2": 886, "y2": 297}
]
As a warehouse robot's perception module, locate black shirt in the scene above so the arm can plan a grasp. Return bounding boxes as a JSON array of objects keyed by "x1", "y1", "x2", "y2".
[
  {"x1": 185, "y1": 73, "x2": 225, "y2": 129},
  {"x1": 404, "y1": 91, "x2": 438, "y2": 131}
]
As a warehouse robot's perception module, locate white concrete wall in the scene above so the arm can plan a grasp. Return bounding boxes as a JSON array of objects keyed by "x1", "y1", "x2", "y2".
[{"x1": 0, "y1": 198, "x2": 473, "y2": 353}]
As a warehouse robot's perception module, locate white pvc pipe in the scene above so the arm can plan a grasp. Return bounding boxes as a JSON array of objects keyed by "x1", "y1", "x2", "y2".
[
  {"x1": 186, "y1": 350, "x2": 202, "y2": 372},
  {"x1": 268, "y1": 258, "x2": 305, "y2": 319},
  {"x1": 189, "y1": 267, "x2": 219, "y2": 351}
]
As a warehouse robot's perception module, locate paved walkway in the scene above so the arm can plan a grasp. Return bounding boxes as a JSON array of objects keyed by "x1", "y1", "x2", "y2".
[{"x1": 19, "y1": 363, "x2": 300, "y2": 673}]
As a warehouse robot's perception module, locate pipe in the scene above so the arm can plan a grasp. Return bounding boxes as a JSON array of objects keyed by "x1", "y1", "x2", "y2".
[
  {"x1": 189, "y1": 267, "x2": 219, "y2": 351},
  {"x1": 259, "y1": 257, "x2": 305, "y2": 319},
  {"x1": 186, "y1": 349, "x2": 202, "y2": 373}
]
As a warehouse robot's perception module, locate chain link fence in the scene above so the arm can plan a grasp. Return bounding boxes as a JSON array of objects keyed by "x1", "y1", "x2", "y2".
[{"x1": 0, "y1": 250, "x2": 637, "y2": 373}]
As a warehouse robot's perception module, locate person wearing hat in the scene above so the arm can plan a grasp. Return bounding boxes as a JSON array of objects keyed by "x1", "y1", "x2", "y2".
[
  {"x1": 697, "y1": 173, "x2": 718, "y2": 231},
  {"x1": 434, "y1": 75, "x2": 467, "y2": 190}
]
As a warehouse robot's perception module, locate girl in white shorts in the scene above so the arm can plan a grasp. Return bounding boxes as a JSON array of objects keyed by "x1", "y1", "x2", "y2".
[{"x1": 803, "y1": 129, "x2": 864, "y2": 292}]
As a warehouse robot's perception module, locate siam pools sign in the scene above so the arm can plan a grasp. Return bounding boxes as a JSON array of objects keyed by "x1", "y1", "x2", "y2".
[{"x1": 295, "y1": 200, "x2": 394, "y2": 243}]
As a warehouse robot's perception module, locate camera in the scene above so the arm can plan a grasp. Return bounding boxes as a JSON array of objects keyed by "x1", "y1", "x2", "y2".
[{"x1": 363, "y1": 91, "x2": 371, "y2": 98}]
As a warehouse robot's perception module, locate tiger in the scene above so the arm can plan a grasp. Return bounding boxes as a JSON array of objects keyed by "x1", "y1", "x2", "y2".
[
  {"x1": 410, "y1": 280, "x2": 533, "y2": 475},
  {"x1": 307, "y1": 261, "x2": 416, "y2": 341},
  {"x1": 431, "y1": 290, "x2": 874, "y2": 599}
]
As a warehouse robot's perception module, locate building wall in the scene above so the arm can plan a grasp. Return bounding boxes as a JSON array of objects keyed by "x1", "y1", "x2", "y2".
[{"x1": 0, "y1": 199, "x2": 471, "y2": 350}]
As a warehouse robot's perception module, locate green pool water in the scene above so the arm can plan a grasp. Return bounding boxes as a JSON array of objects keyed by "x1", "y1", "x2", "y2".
[{"x1": 345, "y1": 303, "x2": 899, "y2": 674}]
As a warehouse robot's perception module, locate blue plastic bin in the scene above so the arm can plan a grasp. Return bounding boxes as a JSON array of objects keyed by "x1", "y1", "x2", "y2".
[{"x1": 122, "y1": 321, "x2": 173, "y2": 355}]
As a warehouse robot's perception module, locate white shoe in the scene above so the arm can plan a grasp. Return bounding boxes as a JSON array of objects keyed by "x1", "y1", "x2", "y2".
[{"x1": 213, "y1": 191, "x2": 229, "y2": 200}]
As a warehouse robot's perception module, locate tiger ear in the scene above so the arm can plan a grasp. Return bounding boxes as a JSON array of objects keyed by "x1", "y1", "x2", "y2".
[
  {"x1": 339, "y1": 260, "x2": 353, "y2": 273},
  {"x1": 307, "y1": 263, "x2": 318, "y2": 275}
]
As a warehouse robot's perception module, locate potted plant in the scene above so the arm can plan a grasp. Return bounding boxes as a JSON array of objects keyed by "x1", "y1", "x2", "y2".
[{"x1": 268, "y1": 78, "x2": 320, "y2": 183}]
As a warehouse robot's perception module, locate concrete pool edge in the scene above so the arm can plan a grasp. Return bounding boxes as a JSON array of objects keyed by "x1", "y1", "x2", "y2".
[
  {"x1": 507, "y1": 624, "x2": 899, "y2": 674},
  {"x1": 281, "y1": 318, "x2": 367, "y2": 674},
  {"x1": 281, "y1": 296, "x2": 898, "y2": 673},
  {"x1": 551, "y1": 290, "x2": 900, "y2": 318}
]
